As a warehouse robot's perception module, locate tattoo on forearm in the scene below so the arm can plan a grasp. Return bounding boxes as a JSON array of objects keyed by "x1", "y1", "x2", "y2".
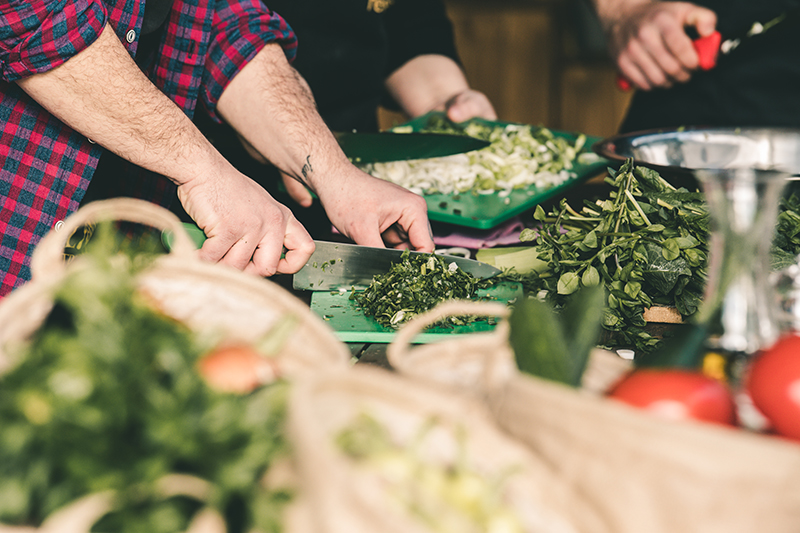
[{"x1": 301, "y1": 155, "x2": 313, "y2": 183}]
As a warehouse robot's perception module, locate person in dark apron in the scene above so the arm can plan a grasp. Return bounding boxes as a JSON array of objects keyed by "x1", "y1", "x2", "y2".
[{"x1": 589, "y1": 0, "x2": 800, "y2": 132}]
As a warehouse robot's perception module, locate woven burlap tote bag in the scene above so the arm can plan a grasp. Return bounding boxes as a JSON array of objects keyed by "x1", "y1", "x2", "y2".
[
  {"x1": 386, "y1": 300, "x2": 800, "y2": 533},
  {"x1": 0, "y1": 198, "x2": 348, "y2": 533},
  {"x1": 286, "y1": 364, "x2": 605, "y2": 533}
]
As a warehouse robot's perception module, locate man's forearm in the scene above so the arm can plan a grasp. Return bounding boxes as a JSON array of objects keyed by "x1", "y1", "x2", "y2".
[
  {"x1": 216, "y1": 43, "x2": 435, "y2": 253},
  {"x1": 16, "y1": 22, "x2": 319, "y2": 277},
  {"x1": 216, "y1": 43, "x2": 352, "y2": 194},
  {"x1": 384, "y1": 54, "x2": 471, "y2": 117},
  {"x1": 590, "y1": 0, "x2": 652, "y2": 31},
  {"x1": 17, "y1": 23, "x2": 232, "y2": 187}
]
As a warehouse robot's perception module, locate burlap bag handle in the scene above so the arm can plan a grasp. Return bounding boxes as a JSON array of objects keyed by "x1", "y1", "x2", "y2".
[
  {"x1": 387, "y1": 299, "x2": 631, "y2": 397},
  {"x1": 0, "y1": 199, "x2": 201, "y2": 373},
  {"x1": 0, "y1": 474, "x2": 224, "y2": 533},
  {"x1": 30, "y1": 198, "x2": 197, "y2": 280},
  {"x1": 386, "y1": 300, "x2": 516, "y2": 395}
]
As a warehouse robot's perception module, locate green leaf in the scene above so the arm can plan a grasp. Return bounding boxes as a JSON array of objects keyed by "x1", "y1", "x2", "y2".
[
  {"x1": 560, "y1": 285, "x2": 606, "y2": 385},
  {"x1": 557, "y1": 272, "x2": 580, "y2": 295},
  {"x1": 581, "y1": 230, "x2": 598, "y2": 249},
  {"x1": 534, "y1": 204, "x2": 546, "y2": 221},
  {"x1": 642, "y1": 242, "x2": 689, "y2": 295},
  {"x1": 634, "y1": 165, "x2": 674, "y2": 192},
  {"x1": 624, "y1": 281, "x2": 641, "y2": 299},
  {"x1": 674, "y1": 235, "x2": 700, "y2": 249},
  {"x1": 519, "y1": 228, "x2": 538, "y2": 243},
  {"x1": 661, "y1": 238, "x2": 681, "y2": 260},
  {"x1": 771, "y1": 246, "x2": 799, "y2": 271},
  {"x1": 683, "y1": 248, "x2": 707, "y2": 267},
  {"x1": 581, "y1": 266, "x2": 601, "y2": 286},
  {"x1": 509, "y1": 298, "x2": 573, "y2": 384}
]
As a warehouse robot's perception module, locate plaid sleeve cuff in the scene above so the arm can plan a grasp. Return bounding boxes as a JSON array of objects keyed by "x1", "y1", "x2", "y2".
[
  {"x1": 0, "y1": 0, "x2": 107, "y2": 82},
  {"x1": 201, "y1": 0, "x2": 297, "y2": 122}
]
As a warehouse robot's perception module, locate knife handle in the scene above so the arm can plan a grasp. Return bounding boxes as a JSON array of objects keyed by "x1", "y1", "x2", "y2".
[{"x1": 616, "y1": 30, "x2": 722, "y2": 91}]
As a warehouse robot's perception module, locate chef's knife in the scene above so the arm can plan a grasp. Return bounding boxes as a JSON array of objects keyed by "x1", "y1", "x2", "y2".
[
  {"x1": 292, "y1": 240, "x2": 502, "y2": 291},
  {"x1": 334, "y1": 131, "x2": 490, "y2": 163}
]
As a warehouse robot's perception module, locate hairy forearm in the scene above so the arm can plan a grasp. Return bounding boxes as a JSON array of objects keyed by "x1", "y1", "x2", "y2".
[
  {"x1": 216, "y1": 43, "x2": 351, "y2": 193},
  {"x1": 590, "y1": 0, "x2": 652, "y2": 30},
  {"x1": 16, "y1": 23, "x2": 231, "y2": 186}
]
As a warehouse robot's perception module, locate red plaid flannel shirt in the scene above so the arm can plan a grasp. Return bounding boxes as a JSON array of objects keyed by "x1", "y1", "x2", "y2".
[{"x1": 0, "y1": 0, "x2": 297, "y2": 297}]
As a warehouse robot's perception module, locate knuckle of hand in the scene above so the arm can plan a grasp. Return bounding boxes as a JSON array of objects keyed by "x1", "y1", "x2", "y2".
[{"x1": 259, "y1": 262, "x2": 277, "y2": 277}]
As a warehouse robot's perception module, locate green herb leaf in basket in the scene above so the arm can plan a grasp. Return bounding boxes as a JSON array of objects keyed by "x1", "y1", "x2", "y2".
[{"x1": 509, "y1": 284, "x2": 605, "y2": 386}]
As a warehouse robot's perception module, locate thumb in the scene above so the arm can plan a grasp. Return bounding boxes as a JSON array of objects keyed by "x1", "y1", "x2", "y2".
[
  {"x1": 281, "y1": 173, "x2": 314, "y2": 207},
  {"x1": 339, "y1": 215, "x2": 387, "y2": 249},
  {"x1": 685, "y1": 5, "x2": 717, "y2": 37}
]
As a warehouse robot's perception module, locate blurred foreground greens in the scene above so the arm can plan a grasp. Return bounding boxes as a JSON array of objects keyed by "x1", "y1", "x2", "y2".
[{"x1": 0, "y1": 224, "x2": 291, "y2": 533}]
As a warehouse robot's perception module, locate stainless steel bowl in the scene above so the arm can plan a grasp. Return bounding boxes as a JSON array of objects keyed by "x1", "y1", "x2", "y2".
[{"x1": 593, "y1": 127, "x2": 800, "y2": 178}]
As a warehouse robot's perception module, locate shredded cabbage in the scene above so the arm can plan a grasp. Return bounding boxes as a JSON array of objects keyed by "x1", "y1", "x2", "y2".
[{"x1": 361, "y1": 122, "x2": 597, "y2": 196}]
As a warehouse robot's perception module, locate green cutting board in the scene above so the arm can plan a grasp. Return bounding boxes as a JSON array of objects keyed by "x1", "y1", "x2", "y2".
[
  {"x1": 389, "y1": 113, "x2": 610, "y2": 229},
  {"x1": 310, "y1": 281, "x2": 523, "y2": 343}
]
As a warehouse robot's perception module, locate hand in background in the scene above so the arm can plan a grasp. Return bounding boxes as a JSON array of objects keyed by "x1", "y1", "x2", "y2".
[
  {"x1": 386, "y1": 54, "x2": 498, "y2": 122},
  {"x1": 445, "y1": 89, "x2": 498, "y2": 122},
  {"x1": 281, "y1": 171, "x2": 315, "y2": 207},
  {"x1": 602, "y1": 1, "x2": 717, "y2": 90}
]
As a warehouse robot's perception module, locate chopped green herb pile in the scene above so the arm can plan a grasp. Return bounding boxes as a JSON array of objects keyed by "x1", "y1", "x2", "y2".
[
  {"x1": 517, "y1": 159, "x2": 709, "y2": 353},
  {"x1": 350, "y1": 250, "x2": 492, "y2": 328},
  {"x1": 0, "y1": 225, "x2": 291, "y2": 533}
]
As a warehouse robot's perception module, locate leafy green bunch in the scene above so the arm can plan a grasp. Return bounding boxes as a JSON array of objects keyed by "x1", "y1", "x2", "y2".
[
  {"x1": 0, "y1": 226, "x2": 290, "y2": 533},
  {"x1": 518, "y1": 159, "x2": 709, "y2": 352},
  {"x1": 773, "y1": 191, "x2": 800, "y2": 270}
]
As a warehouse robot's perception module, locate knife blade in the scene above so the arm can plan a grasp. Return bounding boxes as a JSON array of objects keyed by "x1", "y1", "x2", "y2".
[
  {"x1": 292, "y1": 241, "x2": 502, "y2": 291},
  {"x1": 334, "y1": 131, "x2": 490, "y2": 163}
]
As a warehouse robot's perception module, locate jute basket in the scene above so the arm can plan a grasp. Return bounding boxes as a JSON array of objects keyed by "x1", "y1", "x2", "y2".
[
  {"x1": 0, "y1": 198, "x2": 350, "y2": 533},
  {"x1": 386, "y1": 300, "x2": 800, "y2": 533},
  {"x1": 287, "y1": 365, "x2": 599, "y2": 533},
  {"x1": 0, "y1": 198, "x2": 351, "y2": 377}
]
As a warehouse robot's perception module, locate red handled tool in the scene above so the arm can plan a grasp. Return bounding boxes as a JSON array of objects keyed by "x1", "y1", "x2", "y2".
[
  {"x1": 616, "y1": 30, "x2": 721, "y2": 91},
  {"x1": 616, "y1": 13, "x2": 790, "y2": 91}
]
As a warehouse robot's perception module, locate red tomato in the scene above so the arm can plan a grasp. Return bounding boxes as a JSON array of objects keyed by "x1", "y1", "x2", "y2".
[
  {"x1": 746, "y1": 333, "x2": 800, "y2": 441},
  {"x1": 608, "y1": 368, "x2": 736, "y2": 426},
  {"x1": 197, "y1": 344, "x2": 277, "y2": 394}
]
